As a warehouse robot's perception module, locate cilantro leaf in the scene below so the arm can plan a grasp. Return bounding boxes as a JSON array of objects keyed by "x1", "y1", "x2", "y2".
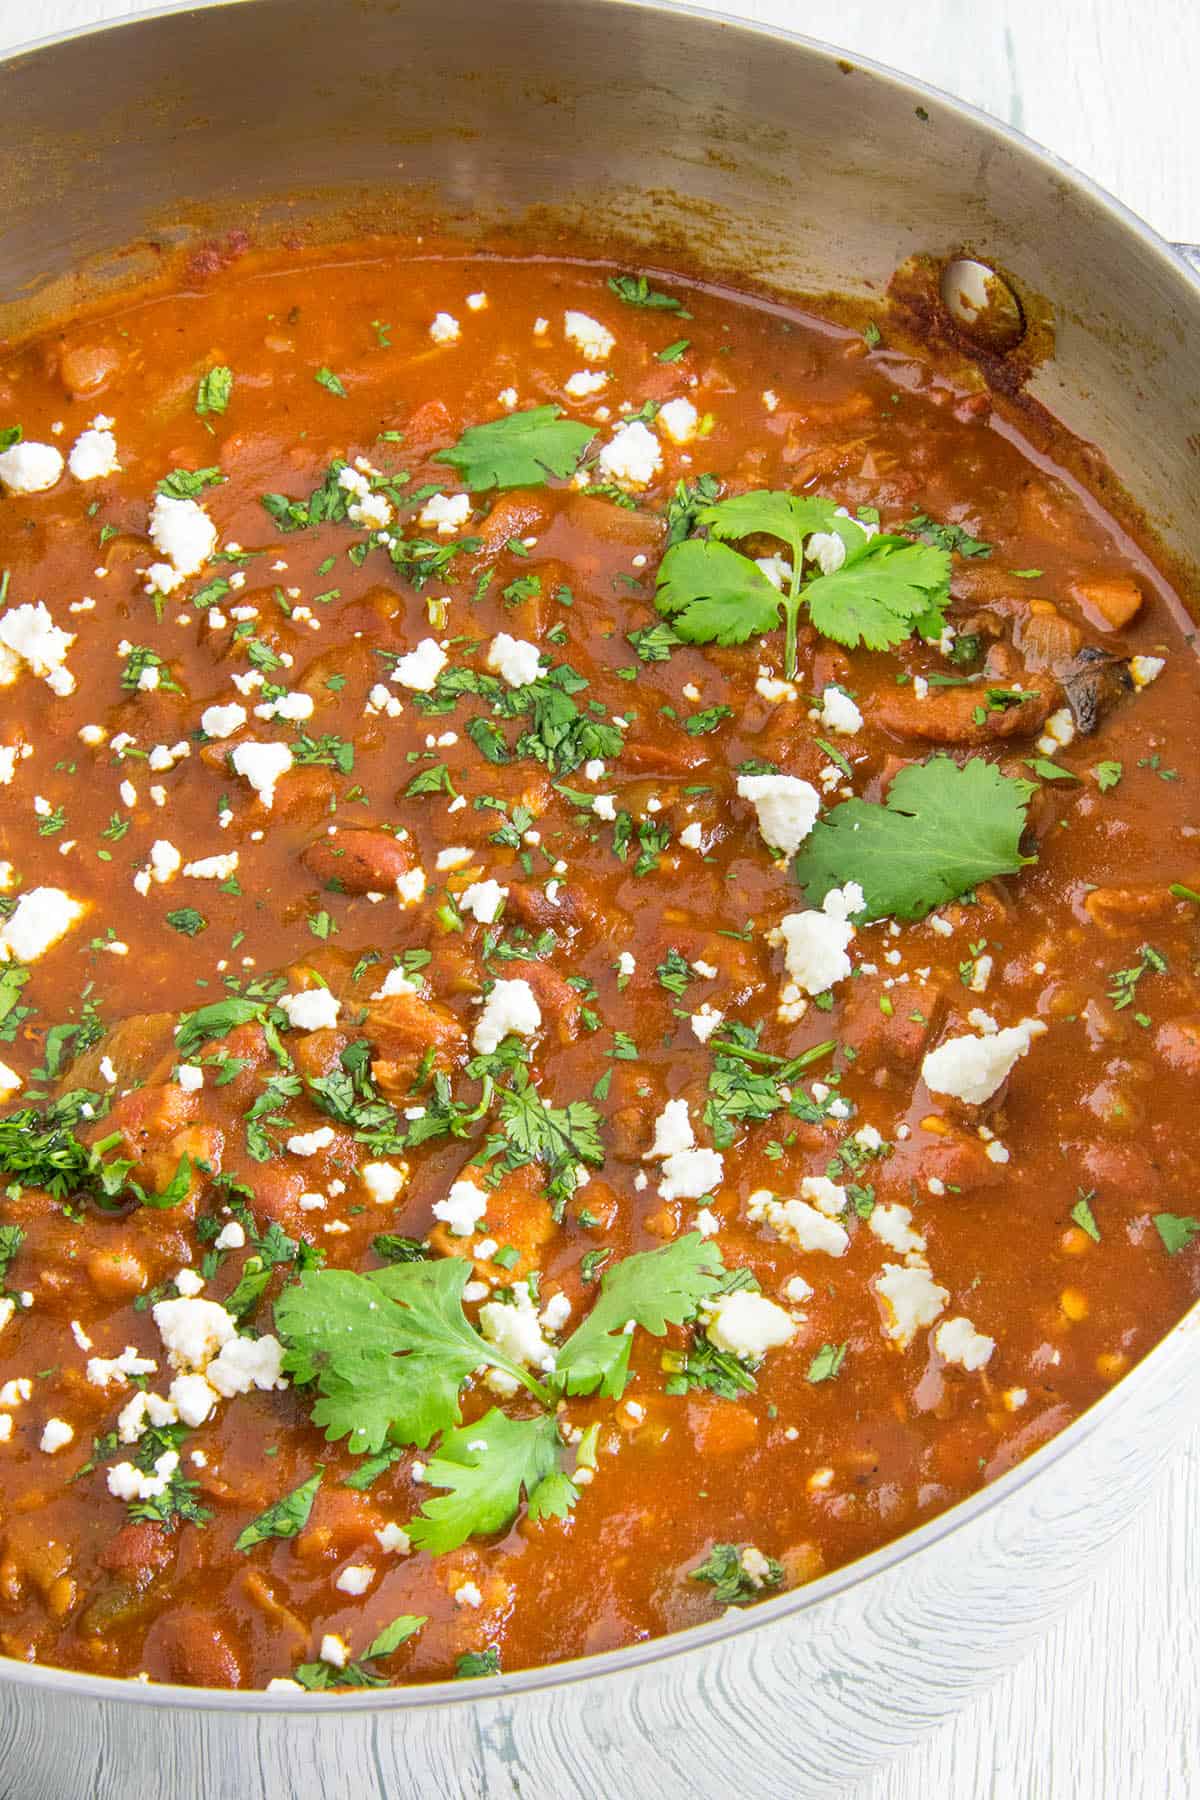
[
  {"x1": 364, "y1": 1614, "x2": 426, "y2": 1659},
  {"x1": 234, "y1": 1469, "x2": 322, "y2": 1551},
  {"x1": 655, "y1": 538, "x2": 781, "y2": 646},
  {"x1": 553, "y1": 1233, "x2": 725, "y2": 1398},
  {"x1": 434, "y1": 406, "x2": 593, "y2": 491},
  {"x1": 1154, "y1": 1213, "x2": 1199, "y2": 1255},
  {"x1": 802, "y1": 535, "x2": 951, "y2": 650},
  {"x1": 696, "y1": 489, "x2": 837, "y2": 568},
  {"x1": 274, "y1": 1260, "x2": 548, "y2": 1455},
  {"x1": 175, "y1": 995, "x2": 269, "y2": 1057},
  {"x1": 793, "y1": 754, "x2": 1036, "y2": 921},
  {"x1": 407, "y1": 1410, "x2": 570, "y2": 1555}
]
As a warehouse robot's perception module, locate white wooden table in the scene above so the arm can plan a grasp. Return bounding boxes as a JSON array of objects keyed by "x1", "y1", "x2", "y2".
[{"x1": 6, "y1": 4, "x2": 1198, "y2": 1796}]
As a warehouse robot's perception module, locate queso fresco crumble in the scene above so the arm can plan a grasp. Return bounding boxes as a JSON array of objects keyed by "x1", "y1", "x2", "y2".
[{"x1": 0, "y1": 238, "x2": 1196, "y2": 1690}]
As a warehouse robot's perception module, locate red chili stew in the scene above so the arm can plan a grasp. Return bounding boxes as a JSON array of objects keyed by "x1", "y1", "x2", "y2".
[{"x1": 0, "y1": 240, "x2": 1196, "y2": 1691}]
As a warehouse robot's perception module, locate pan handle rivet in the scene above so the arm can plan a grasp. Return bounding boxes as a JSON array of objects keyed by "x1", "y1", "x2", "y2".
[{"x1": 940, "y1": 257, "x2": 1026, "y2": 352}]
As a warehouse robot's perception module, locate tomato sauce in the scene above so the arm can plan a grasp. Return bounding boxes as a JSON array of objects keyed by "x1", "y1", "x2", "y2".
[{"x1": 0, "y1": 239, "x2": 1196, "y2": 1690}]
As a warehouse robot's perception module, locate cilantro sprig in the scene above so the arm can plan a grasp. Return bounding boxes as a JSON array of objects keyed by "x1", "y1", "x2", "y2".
[
  {"x1": 276, "y1": 1235, "x2": 732, "y2": 1552},
  {"x1": 654, "y1": 489, "x2": 950, "y2": 675},
  {"x1": 793, "y1": 754, "x2": 1036, "y2": 921}
]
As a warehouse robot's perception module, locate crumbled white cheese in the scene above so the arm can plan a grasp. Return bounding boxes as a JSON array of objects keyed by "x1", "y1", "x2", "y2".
[
  {"x1": 774, "y1": 882, "x2": 865, "y2": 997},
  {"x1": 200, "y1": 702, "x2": 247, "y2": 739},
  {"x1": 231, "y1": 741, "x2": 293, "y2": 809},
  {"x1": 658, "y1": 398, "x2": 699, "y2": 444},
  {"x1": 67, "y1": 427, "x2": 119, "y2": 482},
  {"x1": 153, "y1": 1296, "x2": 238, "y2": 1370},
  {"x1": 460, "y1": 879, "x2": 508, "y2": 924},
  {"x1": 168, "y1": 1372, "x2": 219, "y2": 1427},
  {"x1": 597, "y1": 420, "x2": 661, "y2": 489},
  {"x1": 286, "y1": 1126, "x2": 336, "y2": 1157},
  {"x1": 39, "y1": 1418, "x2": 74, "y2": 1454},
  {"x1": 375, "y1": 1522, "x2": 412, "y2": 1554},
  {"x1": 1129, "y1": 655, "x2": 1165, "y2": 691},
  {"x1": 873, "y1": 1262, "x2": 949, "y2": 1349},
  {"x1": 704, "y1": 1291, "x2": 796, "y2": 1361},
  {"x1": 486, "y1": 633, "x2": 542, "y2": 688},
  {"x1": 213, "y1": 1220, "x2": 246, "y2": 1251},
  {"x1": 1035, "y1": 706, "x2": 1078, "y2": 756},
  {"x1": 429, "y1": 313, "x2": 461, "y2": 344},
  {"x1": 183, "y1": 852, "x2": 239, "y2": 881},
  {"x1": 480, "y1": 1281, "x2": 557, "y2": 1374},
  {"x1": 433, "y1": 1176, "x2": 489, "y2": 1237},
  {"x1": 86, "y1": 1345, "x2": 157, "y2": 1388},
  {"x1": 689, "y1": 1003, "x2": 724, "y2": 1044},
  {"x1": 818, "y1": 685, "x2": 863, "y2": 735},
  {"x1": 371, "y1": 966, "x2": 419, "y2": 1001},
  {"x1": 736, "y1": 772, "x2": 820, "y2": 857},
  {"x1": 336, "y1": 1565, "x2": 375, "y2": 1597},
  {"x1": 564, "y1": 370, "x2": 608, "y2": 399},
  {"x1": 391, "y1": 638, "x2": 447, "y2": 691},
  {"x1": 361, "y1": 1162, "x2": 408, "y2": 1206},
  {"x1": 644, "y1": 1098, "x2": 694, "y2": 1160},
  {"x1": 254, "y1": 691, "x2": 314, "y2": 724},
  {"x1": 921, "y1": 1018, "x2": 1046, "y2": 1105},
  {"x1": 0, "y1": 886, "x2": 85, "y2": 963},
  {"x1": 658, "y1": 1145, "x2": 724, "y2": 1203},
  {"x1": 0, "y1": 441, "x2": 65, "y2": 493},
  {"x1": 397, "y1": 867, "x2": 427, "y2": 907},
  {"x1": 564, "y1": 311, "x2": 615, "y2": 362},
  {"x1": 869, "y1": 1203, "x2": 926, "y2": 1256},
  {"x1": 935, "y1": 1315, "x2": 996, "y2": 1371},
  {"x1": 0, "y1": 601, "x2": 76, "y2": 695},
  {"x1": 472, "y1": 977, "x2": 542, "y2": 1054},
  {"x1": 148, "y1": 493, "x2": 217, "y2": 579},
  {"x1": 206, "y1": 1332, "x2": 286, "y2": 1397},
  {"x1": 107, "y1": 1450, "x2": 179, "y2": 1502},
  {"x1": 419, "y1": 491, "x2": 472, "y2": 535},
  {"x1": 747, "y1": 1188, "x2": 848, "y2": 1256},
  {"x1": 279, "y1": 989, "x2": 341, "y2": 1032}
]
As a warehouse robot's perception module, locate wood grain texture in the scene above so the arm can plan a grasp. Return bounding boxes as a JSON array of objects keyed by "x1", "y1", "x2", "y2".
[{"x1": 4, "y1": 3, "x2": 1199, "y2": 1797}]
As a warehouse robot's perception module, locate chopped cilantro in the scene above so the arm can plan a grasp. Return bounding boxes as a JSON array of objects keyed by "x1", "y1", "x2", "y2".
[
  {"x1": 692, "y1": 1542, "x2": 783, "y2": 1606},
  {"x1": 1154, "y1": 1213, "x2": 1199, "y2": 1255},
  {"x1": 234, "y1": 1469, "x2": 322, "y2": 1551},
  {"x1": 195, "y1": 365, "x2": 233, "y2": 417},
  {"x1": 607, "y1": 273, "x2": 689, "y2": 313}
]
